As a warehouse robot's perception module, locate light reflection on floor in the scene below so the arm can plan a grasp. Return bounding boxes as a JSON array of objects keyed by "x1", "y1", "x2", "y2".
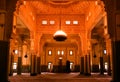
[{"x1": 9, "y1": 72, "x2": 112, "y2": 82}]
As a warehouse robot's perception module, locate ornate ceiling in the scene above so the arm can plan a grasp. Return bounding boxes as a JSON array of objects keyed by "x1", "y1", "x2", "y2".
[
  {"x1": 15, "y1": 0, "x2": 105, "y2": 42},
  {"x1": 24, "y1": 0, "x2": 93, "y2": 15}
]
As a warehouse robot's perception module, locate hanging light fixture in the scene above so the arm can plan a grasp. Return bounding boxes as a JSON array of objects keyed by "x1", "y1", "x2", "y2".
[
  {"x1": 53, "y1": 30, "x2": 67, "y2": 41},
  {"x1": 53, "y1": 5, "x2": 67, "y2": 41}
]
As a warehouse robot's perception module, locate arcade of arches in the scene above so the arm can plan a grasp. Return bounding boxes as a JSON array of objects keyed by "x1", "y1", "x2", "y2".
[{"x1": 0, "y1": 0, "x2": 120, "y2": 82}]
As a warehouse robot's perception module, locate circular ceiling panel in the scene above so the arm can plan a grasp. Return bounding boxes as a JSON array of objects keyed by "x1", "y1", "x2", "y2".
[{"x1": 48, "y1": 0, "x2": 79, "y2": 5}]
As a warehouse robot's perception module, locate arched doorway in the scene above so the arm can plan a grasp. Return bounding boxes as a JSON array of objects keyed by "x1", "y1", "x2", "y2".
[{"x1": 40, "y1": 34, "x2": 81, "y2": 73}]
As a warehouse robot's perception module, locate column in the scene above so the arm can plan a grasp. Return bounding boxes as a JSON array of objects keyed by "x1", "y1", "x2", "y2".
[
  {"x1": 99, "y1": 42, "x2": 104, "y2": 75},
  {"x1": 84, "y1": 54, "x2": 91, "y2": 76},
  {"x1": 103, "y1": 0, "x2": 120, "y2": 81},
  {"x1": 0, "y1": 0, "x2": 17, "y2": 81},
  {"x1": 83, "y1": 39, "x2": 91, "y2": 75},
  {"x1": 0, "y1": 41, "x2": 10, "y2": 82},
  {"x1": 30, "y1": 53, "x2": 37, "y2": 76},
  {"x1": 80, "y1": 56, "x2": 84, "y2": 74},
  {"x1": 36, "y1": 34, "x2": 41, "y2": 74},
  {"x1": 107, "y1": 54, "x2": 111, "y2": 75},
  {"x1": 37, "y1": 57, "x2": 41, "y2": 74},
  {"x1": 103, "y1": 13, "x2": 112, "y2": 76},
  {"x1": 17, "y1": 45, "x2": 22, "y2": 75},
  {"x1": 30, "y1": 33, "x2": 37, "y2": 76},
  {"x1": 9, "y1": 52, "x2": 14, "y2": 76},
  {"x1": 106, "y1": 38, "x2": 112, "y2": 75},
  {"x1": 99, "y1": 56, "x2": 104, "y2": 74}
]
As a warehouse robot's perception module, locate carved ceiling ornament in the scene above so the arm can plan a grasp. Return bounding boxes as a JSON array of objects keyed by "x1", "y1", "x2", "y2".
[
  {"x1": 47, "y1": 0, "x2": 80, "y2": 5},
  {"x1": 16, "y1": 0, "x2": 91, "y2": 15},
  {"x1": 14, "y1": 0, "x2": 106, "y2": 15}
]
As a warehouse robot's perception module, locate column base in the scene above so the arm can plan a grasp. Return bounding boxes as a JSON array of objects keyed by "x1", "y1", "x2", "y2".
[
  {"x1": 9, "y1": 73, "x2": 13, "y2": 76},
  {"x1": 84, "y1": 73, "x2": 91, "y2": 76},
  {"x1": 17, "y1": 73, "x2": 21, "y2": 75},
  {"x1": 1, "y1": 80, "x2": 10, "y2": 82},
  {"x1": 108, "y1": 72, "x2": 112, "y2": 76},
  {"x1": 100, "y1": 72, "x2": 104, "y2": 75},
  {"x1": 111, "y1": 80, "x2": 120, "y2": 82},
  {"x1": 111, "y1": 80, "x2": 118, "y2": 82},
  {"x1": 30, "y1": 73, "x2": 37, "y2": 76},
  {"x1": 38, "y1": 72, "x2": 41, "y2": 74},
  {"x1": 80, "y1": 72, "x2": 84, "y2": 74}
]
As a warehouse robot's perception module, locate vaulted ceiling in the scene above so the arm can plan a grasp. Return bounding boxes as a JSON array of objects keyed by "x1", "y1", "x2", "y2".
[
  {"x1": 27, "y1": 0, "x2": 91, "y2": 15},
  {"x1": 15, "y1": 0, "x2": 105, "y2": 42}
]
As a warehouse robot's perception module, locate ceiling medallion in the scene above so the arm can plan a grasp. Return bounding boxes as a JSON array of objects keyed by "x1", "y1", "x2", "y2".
[{"x1": 48, "y1": 0, "x2": 75, "y2": 5}]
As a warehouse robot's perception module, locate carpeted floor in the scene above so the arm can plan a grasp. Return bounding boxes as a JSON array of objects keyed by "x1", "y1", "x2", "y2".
[{"x1": 9, "y1": 72, "x2": 112, "y2": 82}]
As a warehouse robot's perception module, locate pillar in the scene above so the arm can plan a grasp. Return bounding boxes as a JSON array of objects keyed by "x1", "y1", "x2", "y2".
[
  {"x1": 17, "y1": 45, "x2": 22, "y2": 75},
  {"x1": 84, "y1": 54, "x2": 91, "y2": 76},
  {"x1": 103, "y1": 13, "x2": 112, "y2": 76},
  {"x1": 111, "y1": 41, "x2": 120, "y2": 82},
  {"x1": 106, "y1": 38, "x2": 112, "y2": 75},
  {"x1": 88, "y1": 54, "x2": 91, "y2": 75},
  {"x1": 99, "y1": 42, "x2": 104, "y2": 75},
  {"x1": 35, "y1": 34, "x2": 42, "y2": 74},
  {"x1": 37, "y1": 57, "x2": 41, "y2": 74},
  {"x1": 103, "y1": 0, "x2": 120, "y2": 81},
  {"x1": 107, "y1": 54, "x2": 111, "y2": 75},
  {"x1": 99, "y1": 57, "x2": 104, "y2": 74},
  {"x1": 0, "y1": 41, "x2": 10, "y2": 82},
  {"x1": 0, "y1": 0, "x2": 17, "y2": 81},
  {"x1": 9, "y1": 53, "x2": 14, "y2": 76},
  {"x1": 30, "y1": 54, "x2": 37, "y2": 76},
  {"x1": 30, "y1": 32, "x2": 37, "y2": 76},
  {"x1": 80, "y1": 56, "x2": 84, "y2": 74}
]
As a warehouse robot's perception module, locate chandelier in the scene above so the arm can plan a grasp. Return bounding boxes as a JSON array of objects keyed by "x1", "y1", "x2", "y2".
[
  {"x1": 53, "y1": 6, "x2": 67, "y2": 41},
  {"x1": 53, "y1": 30, "x2": 67, "y2": 41}
]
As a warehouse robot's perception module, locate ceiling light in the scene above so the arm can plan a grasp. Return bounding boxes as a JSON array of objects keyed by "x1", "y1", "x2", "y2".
[
  {"x1": 53, "y1": 30, "x2": 67, "y2": 41},
  {"x1": 53, "y1": 6, "x2": 67, "y2": 41}
]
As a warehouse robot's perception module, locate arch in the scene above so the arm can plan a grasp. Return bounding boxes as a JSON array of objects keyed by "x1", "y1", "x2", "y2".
[{"x1": 39, "y1": 34, "x2": 82, "y2": 72}]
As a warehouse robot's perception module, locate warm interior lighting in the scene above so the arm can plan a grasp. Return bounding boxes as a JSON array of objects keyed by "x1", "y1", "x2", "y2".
[
  {"x1": 14, "y1": 50, "x2": 18, "y2": 54},
  {"x1": 53, "y1": 6, "x2": 67, "y2": 41},
  {"x1": 53, "y1": 30, "x2": 67, "y2": 41},
  {"x1": 23, "y1": 1, "x2": 26, "y2": 5}
]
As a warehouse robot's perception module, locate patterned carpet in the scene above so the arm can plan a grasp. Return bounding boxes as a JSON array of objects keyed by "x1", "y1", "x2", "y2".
[{"x1": 9, "y1": 73, "x2": 112, "y2": 82}]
